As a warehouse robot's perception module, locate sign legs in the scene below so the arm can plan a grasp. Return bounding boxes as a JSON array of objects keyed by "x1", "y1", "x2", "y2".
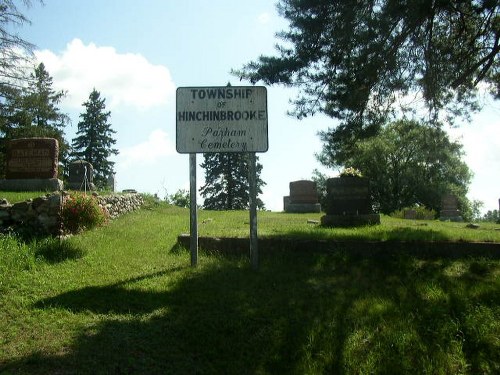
[
  {"x1": 248, "y1": 152, "x2": 258, "y2": 270},
  {"x1": 188, "y1": 152, "x2": 258, "y2": 269},
  {"x1": 189, "y1": 153, "x2": 198, "y2": 267}
]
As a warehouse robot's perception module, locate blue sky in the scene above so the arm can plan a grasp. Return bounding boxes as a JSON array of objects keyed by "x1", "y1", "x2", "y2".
[{"x1": 15, "y1": 0, "x2": 500, "y2": 212}]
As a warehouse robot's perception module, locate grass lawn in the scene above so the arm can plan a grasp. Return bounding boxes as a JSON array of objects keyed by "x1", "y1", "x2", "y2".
[{"x1": 1, "y1": 204, "x2": 499, "y2": 374}]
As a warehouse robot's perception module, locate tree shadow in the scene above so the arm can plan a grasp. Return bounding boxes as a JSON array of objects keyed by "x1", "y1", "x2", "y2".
[
  {"x1": 3, "y1": 249, "x2": 499, "y2": 374},
  {"x1": 33, "y1": 237, "x2": 86, "y2": 263}
]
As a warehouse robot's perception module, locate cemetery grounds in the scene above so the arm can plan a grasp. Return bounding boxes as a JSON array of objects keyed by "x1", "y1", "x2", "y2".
[{"x1": 0, "y1": 196, "x2": 499, "y2": 374}]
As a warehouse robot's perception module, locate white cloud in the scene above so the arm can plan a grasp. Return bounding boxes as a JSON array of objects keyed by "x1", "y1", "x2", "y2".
[
  {"x1": 118, "y1": 129, "x2": 176, "y2": 166},
  {"x1": 257, "y1": 12, "x2": 271, "y2": 24},
  {"x1": 35, "y1": 38, "x2": 175, "y2": 110}
]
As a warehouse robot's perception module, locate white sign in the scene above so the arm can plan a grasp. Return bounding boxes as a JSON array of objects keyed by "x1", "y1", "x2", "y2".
[{"x1": 176, "y1": 86, "x2": 268, "y2": 153}]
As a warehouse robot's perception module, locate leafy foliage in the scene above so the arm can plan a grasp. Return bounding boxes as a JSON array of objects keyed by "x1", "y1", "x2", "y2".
[
  {"x1": 234, "y1": 0, "x2": 500, "y2": 165},
  {"x1": 167, "y1": 189, "x2": 190, "y2": 208},
  {"x1": 326, "y1": 120, "x2": 472, "y2": 215},
  {"x1": 481, "y1": 209, "x2": 500, "y2": 223},
  {"x1": 339, "y1": 167, "x2": 363, "y2": 178},
  {"x1": 71, "y1": 89, "x2": 118, "y2": 189},
  {"x1": 61, "y1": 193, "x2": 108, "y2": 233},
  {"x1": 391, "y1": 206, "x2": 437, "y2": 220},
  {"x1": 200, "y1": 153, "x2": 266, "y2": 210}
]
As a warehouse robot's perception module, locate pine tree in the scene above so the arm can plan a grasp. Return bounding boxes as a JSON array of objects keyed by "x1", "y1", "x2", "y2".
[
  {"x1": 234, "y1": 0, "x2": 500, "y2": 166},
  {"x1": 200, "y1": 153, "x2": 266, "y2": 210},
  {"x1": 0, "y1": 0, "x2": 42, "y2": 99},
  {"x1": 0, "y1": 63, "x2": 69, "y2": 177},
  {"x1": 71, "y1": 89, "x2": 118, "y2": 189}
]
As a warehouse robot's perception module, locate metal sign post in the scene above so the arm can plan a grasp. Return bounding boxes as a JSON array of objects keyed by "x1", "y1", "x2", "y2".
[
  {"x1": 189, "y1": 153, "x2": 198, "y2": 266},
  {"x1": 176, "y1": 86, "x2": 268, "y2": 268},
  {"x1": 248, "y1": 152, "x2": 258, "y2": 269}
]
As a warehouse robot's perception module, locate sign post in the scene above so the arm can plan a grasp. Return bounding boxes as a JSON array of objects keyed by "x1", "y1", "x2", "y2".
[
  {"x1": 248, "y1": 152, "x2": 258, "y2": 269},
  {"x1": 189, "y1": 153, "x2": 198, "y2": 266},
  {"x1": 176, "y1": 86, "x2": 268, "y2": 268}
]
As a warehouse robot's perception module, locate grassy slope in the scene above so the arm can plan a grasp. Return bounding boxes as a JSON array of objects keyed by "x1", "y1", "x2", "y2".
[{"x1": 0, "y1": 205, "x2": 499, "y2": 374}]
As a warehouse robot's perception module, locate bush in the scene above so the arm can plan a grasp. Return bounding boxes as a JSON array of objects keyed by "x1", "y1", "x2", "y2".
[
  {"x1": 391, "y1": 206, "x2": 437, "y2": 220},
  {"x1": 61, "y1": 193, "x2": 108, "y2": 233}
]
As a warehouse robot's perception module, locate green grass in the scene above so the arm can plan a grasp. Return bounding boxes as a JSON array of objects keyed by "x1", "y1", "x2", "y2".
[
  {"x1": 195, "y1": 209, "x2": 500, "y2": 243},
  {"x1": 0, "y1": 191, "x2": 47, "y2": 203},
  {"x1": 1, "y1": 205, "x2": 499, "y2": 374}
]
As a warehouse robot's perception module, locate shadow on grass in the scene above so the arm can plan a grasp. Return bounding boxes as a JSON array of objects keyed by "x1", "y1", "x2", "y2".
[
  {"x1": 4, "y1": 249, "x2": 499, "y2": 374},
  {"x1": 276, "y1": 225, "x2": 452, "y2": 242},
  {"x1": 33, "y1": 237, "x2": 85, "y2": 263}
]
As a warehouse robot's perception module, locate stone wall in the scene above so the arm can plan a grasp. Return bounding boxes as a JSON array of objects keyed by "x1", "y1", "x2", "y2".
[
  {"x1": 95, "y1": 194, "x2": 144, "y2": 219},
  {"x1": 0, "y1": 193, "x2": 144, "y2": 235}
]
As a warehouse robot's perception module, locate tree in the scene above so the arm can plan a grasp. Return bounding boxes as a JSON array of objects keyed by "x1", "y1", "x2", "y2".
[
  {"x1": 200, "y1": 153, "x2": 266, "y2": 210},
  {"x1": 329, "y1": 120, "x2": 472, "y2": 214},
  {"x1": 234, "y1": 0, "x2": 500, "y2": 165},
  {"x1": 481, "y1": 209, "x2": 499, "y2": 223},
  {"x1": 0, "y1": 0, "x2": 41, "y2": 98},
  {"x1": 71, "y1": 89, "x2": 118, "y2": 189},
  {"x1": 167, "y1": 189, "x2": 190, "y2": 208},
  {"x1": 0, "y1": 63, "x2": 69, "y2": 177}
]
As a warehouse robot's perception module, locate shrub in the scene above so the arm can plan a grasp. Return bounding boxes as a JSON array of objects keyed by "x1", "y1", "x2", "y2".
[
  {"x1": 61, "y1": 193, "x2": 108, "y2": 233},
  {"x1": 339, "y1": 167, "x2": 363, "y2": 178},
  {"x1": 391, "y1": 206, "x2": 437, "y2": 220}
]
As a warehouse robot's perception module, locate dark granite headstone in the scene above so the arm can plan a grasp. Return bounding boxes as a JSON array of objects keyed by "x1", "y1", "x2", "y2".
[
  {"x1": 321, "y1": 177, "x2": 380, "y2": 227},
  {"x1": 439, "y1": 193, "x2": 462, "y2": 221},
  {"x1": 404, "y1": 209, "x2": 417, "y2": 220},
  {"x1": 66, "y1": 160, "x2": 95, "y2": 190}
]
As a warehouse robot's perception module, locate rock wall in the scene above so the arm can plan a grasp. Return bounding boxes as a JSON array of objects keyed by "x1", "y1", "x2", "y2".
[
  {"x1": 95, "y1": 194, "x2": 144, "y2": 219},
  {"x1": 0, "y1": 193, "x2": 144, "y2": 236}
]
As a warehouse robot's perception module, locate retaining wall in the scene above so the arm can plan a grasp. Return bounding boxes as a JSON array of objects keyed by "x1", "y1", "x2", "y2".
[{"x1": 0, "y1": 192, "x2": 144, "y2": 236}]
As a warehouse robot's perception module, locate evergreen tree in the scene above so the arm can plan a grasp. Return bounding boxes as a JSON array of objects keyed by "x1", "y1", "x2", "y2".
[
  {"x1": 71, "y1": 89, "x2": 118, "y2": 189},
  {"x1": 0, "y1": 0, "x2": 42, "y2": 99},
  {"x1": 200, "y1": 153, "x2": 266, "y2": 210},
  {"x1": 0, "y1": 63, "x2": 69, "y2": 177},
  {"x1": 234, "y1": 0, "x2": 500, "y2": 166}
]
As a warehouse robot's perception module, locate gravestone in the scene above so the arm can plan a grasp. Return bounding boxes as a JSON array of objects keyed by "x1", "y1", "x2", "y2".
[
  {"x1": 321, "y1": 177, "x2": 380, "y2": 227},
  {"x1": 66, "y1": 160, "x2": 96, "y2": 191},
  {"x1": 0, "y1": 138, "x2": 63, "y2": 191},
  {"x1": 284, "y1": 180, "x2": 321, "y2": 213},
  {"x1": 404, "y1": 209, "x2": 417, "y2": 220},
  {"x1": 107, "y1": 173, "x2": 116, "y2": 192},
  {"x1": 439, "y1": 193, "x2": 462, "y2": 221}
]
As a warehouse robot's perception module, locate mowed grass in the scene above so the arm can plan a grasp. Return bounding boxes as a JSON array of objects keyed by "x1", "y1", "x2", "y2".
[
  {"x1": 0, "y1": 204, "x2": 499, "y2": 374},
  {"x1": 195, "y1": 209, "x2": 500, "y2": 243}
]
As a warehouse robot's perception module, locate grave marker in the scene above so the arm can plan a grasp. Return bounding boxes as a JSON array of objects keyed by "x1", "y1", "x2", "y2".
[
  {"x1": 439, "y1": 193, "x2": 462, "y2": 221},
  {"x1": 284, "y1": 180, "x2": 321, "y2": 213},
  {"x1": 0, "y1": 138, "x2": 63, "y2": 191},
  {"x1": 6, "y1": 138, "x2": 58, "y2": 179}
]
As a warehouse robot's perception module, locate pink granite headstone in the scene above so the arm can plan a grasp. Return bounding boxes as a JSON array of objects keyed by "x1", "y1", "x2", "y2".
[{"x1": 5, "y1": 138, "x2": 58, "y2": 179}]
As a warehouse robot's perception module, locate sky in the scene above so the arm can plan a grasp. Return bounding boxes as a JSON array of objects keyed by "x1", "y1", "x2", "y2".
[{"x1": 12, "y1": 0, "x2": 500, "y2": 213}]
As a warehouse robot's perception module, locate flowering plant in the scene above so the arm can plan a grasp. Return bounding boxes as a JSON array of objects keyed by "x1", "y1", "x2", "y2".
[
  {"x1": 339, "y1": 167, "x2": 363, "y2": 178},
  {"x1": 61, "y1": 193, "x2": 108, "y2": 233}
]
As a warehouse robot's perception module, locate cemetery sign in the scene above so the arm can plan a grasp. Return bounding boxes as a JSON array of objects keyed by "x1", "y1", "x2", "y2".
[{"x1": 176, "y1": 86, "x2": 268, "y2": 153}]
